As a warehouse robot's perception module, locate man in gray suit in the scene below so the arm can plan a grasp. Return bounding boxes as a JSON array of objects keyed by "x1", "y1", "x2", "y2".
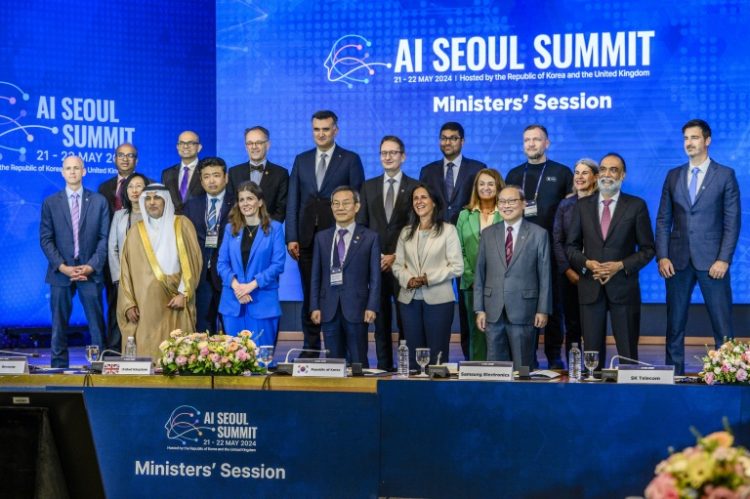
[{"x1": 474, "y1": 185, "x2": 552, "y2": 370}]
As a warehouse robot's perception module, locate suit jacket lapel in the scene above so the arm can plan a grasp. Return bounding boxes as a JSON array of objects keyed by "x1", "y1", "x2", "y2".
[
  {"x1": 494, "y1": 223, "x2": 508, "y2": 270},
  {"x1": 693, "y1": 162, "x2": 717, "y2": 206},
  {"x1": 507, "y1": 222, "x2": 529, "y2": 269},
  {"x1": 604, "y1": 194, "x2": 628, "y2": 240},
  {"x1": 374, "y1": 177, "x2": 387, "y2": 224},
  {"x1": 676, "y1": 165, "x2": 692, "y2": 207},
  {"x1": 320, "y1": 149, "x2": 342, "y2": 192},
  {"x1": 469, "y1": 211, "x2": 481, "y2": 243},
  {"x1": 343, "y1": 225, "x2": 364, "y2": 269},
  {"x1": 78, "y1": 189, "x2": 92, "y2": 230},
  {"x1": 451, "y1": 162, "x2": 471, "y2": 202},
  {"x1": 247, "y1": 225, "x2": 263, "y2": 269},
  {"x1": 59, "y1": 191, "x2": 74, "y2": 232},
  {"x1": 391, "y1": 177, "x2": 412, "y2": 226}
]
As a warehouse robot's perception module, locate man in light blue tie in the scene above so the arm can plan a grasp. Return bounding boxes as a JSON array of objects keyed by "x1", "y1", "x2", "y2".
[
  {"x1": 183, "y1": 157, "x2": 234, "y2": 333},
  {"x1": 40, "y1": 156, "x2": 110, "y2": 367},
  {"x1": 656, "y1": 119, "x2": 741, "y2": 375}
]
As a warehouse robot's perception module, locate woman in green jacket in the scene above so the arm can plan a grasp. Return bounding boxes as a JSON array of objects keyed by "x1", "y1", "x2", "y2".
[{"x1": 456, "y1": 168, "x2": 504, "y2": 360}]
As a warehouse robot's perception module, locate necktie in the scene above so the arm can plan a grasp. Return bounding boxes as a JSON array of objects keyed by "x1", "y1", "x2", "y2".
[
  {"x1": 689, "y1": 167, "x2": 700, "y2": 204},
  {"x1": 385, "y1": 178, "x2": 396, "y2": 222},
  {"x1": 316, "y1": 153, "x2": 327, "y2": 190},
  {"x1": 114, "y1": 178, "x2": 124, "y2": 211},
  {"x1": 207, "y1": 198, "x2": 218, "y2": 231},
  {"x1": 601, "y1": 199, "x2": 613, "y2": 239},
  {"x1": 71, "y1": 193, "x2": 80, "y2": 259},
  {"x1": 336, "y1": 228, "x2": 348, "y2": 267},
  {"x1": 505, "y1": 226, "x2": 513, "y2": 266},
  {"x1": 445, "y1": 162, "x2": 455, "y2": 200},
  {"x1": 179, "y1": 166, "x2": 190, "y2": 201}
]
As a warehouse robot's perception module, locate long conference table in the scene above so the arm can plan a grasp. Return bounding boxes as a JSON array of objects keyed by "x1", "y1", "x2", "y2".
[{"x1": 1, "y1": 373, "x2": 749, "y2": 499}]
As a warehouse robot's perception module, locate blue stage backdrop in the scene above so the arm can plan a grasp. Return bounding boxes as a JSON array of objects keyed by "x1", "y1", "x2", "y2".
[
  {"x1": 216, "y1": 0, "x2": 749, "y2": 304},
  {"x1": 0, "y1": 1, "x2": 216, "y2": 327}
]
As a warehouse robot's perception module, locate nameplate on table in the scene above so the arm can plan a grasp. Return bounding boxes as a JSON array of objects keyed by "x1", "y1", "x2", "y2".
[
  {"x1": 458, "y1": 361, "x2": 514, "y2": 381},
  {"x1": 617, "y1": 365, "x2": 674, "y2": 385},
  {"x1": 101, "y1": 358, "x2": 153, "y2": 375},
  {"x1": 0, "y1": 357, "x2": 29, "y2": 374},
  {"x1": 293, "y1": 358, "x2": 347, "y2": 378}
]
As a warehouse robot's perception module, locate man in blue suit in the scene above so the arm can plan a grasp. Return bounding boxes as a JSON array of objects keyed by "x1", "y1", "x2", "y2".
[
  {"x1": 287, "y1": 110, "x2": 365, "y2": 358},
  {"x1": 310, "y1": 186, "x2": 380, "y2": 366},
  {"x1": 419, "y1": 122, "x2": 486, "y2": 361},
  {"x1": 656, "y1": 119, "x2": 741, "y2": 375},
  {"x1": 40, "y1": 155, "x2": 110, "y2": 367},
  {"x1": 182, "y1": 157, "x2": 234, "y2": 333}
]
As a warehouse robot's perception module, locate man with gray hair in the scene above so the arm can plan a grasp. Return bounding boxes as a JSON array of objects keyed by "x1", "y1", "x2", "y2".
[{"x1": 117, "y1": 184, "x2": 202, "y2": 360}]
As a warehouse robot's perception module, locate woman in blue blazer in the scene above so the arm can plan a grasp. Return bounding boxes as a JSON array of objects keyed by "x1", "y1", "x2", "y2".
[{"x1": 217, "y1": 181, "x2": 285, "y2": 347}]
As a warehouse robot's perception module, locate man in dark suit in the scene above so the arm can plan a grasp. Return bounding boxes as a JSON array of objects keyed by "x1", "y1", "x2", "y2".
[
  {"x1": 474, "y1": 186, "x2": 552, "y2": 370},
  {"x1": 98, "y1": 142, "x2": 138, "y2": 214},
  {"x1": 656, "y1": 119, "x2": 741, "y2": 375},
  {"x1": 182, "y1": 157, "x2": 234, "y2": 334},
  {"x1": 419, "y1": 121, "x2": 486, "y2": 361},
  {"x1": 506, "y1": 124, "x2": 573, "y2": 370},
  {"x1": 227, "y1": 126, "x2": 288, "y2": 222},
  {"x1": 357, "y1": 135, "x2": 418, "y2": 371},
  {"x1": 161, "y1": 130, "x2": 205, "y2": 213},
  {"x1": 98, "y1": 142, "x2": 141, "y2": 351},
  {"x1": 40, "y1": 155, "x2": 110, "y2": 367},
  {"x1": 287, "y1": 110, "x2": 365, "y2": 358},
  {"x1": 311, "y1": 186, "x2": 380, "y2": 366},
  {"x1": 566, "y1": 153, "x2": 655, "y2": 368}
]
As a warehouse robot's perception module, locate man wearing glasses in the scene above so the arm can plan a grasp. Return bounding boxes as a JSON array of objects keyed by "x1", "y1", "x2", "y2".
[
  {"x1": 227, "y1": 126, "x2": 288, "y2": 222},
  {"x1": 419, "y1": 121, "x2": 487, "y2": 360},
  {"x1": 357, "y1": 136, "x2": 418, "y2": 371},
  {"x1": 161, "y1": 130, "x2": 205, "y2": 213},
  {"x1": 474, "y1": 186, "x2": 551, "y2": 370},
  {"x1": 99, "y1": 142, "x2": 139, "y2": 214}
]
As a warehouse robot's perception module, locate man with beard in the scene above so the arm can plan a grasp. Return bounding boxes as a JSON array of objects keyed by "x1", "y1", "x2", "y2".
[
  {"x1": 566, "y1": 153, "x2": 655, "y2": 368},
  {"x1": 505, "y1": 124, "x2": 572, "y2": 369},
  {"x1": 117, "y1": 184, "x2": 202, "y2": 360},
  {"x1": 161, "y1": 130, "x2": 205, "y2": 213}
]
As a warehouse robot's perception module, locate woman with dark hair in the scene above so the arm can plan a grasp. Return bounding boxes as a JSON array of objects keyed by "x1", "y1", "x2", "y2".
[
  {"x1": 552, "y1": 158, "x2": 599, "y2": 359},
  {"x1": 456, "y1": 168, "x2": 505, "y2": 360},
  {"x1": 216, "y1": 181, "x2": 285, "y2": 348},
  {"x1": 108, "y1": 173, "x2": 150, "y2": 285},
  {"x1": 392, "y1": 183, "x2": 463, "y2": 367}
]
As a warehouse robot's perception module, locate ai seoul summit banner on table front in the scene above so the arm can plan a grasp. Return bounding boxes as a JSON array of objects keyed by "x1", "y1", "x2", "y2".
[{"x1": 217, "y1": 0, "x2": 750, "y2": 304}]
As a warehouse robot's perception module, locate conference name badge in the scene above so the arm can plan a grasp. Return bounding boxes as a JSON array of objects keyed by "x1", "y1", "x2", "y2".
[
  {"x1": 616, "y1": 365, "x2": 674, "y2": 385},
  {"x1": 458, "y1": 361, "x2": 513, "y2": 381},
  {"x1": 524, "y1": 200, "x2": 538, "y2": 217},
  {"x1": 205, "y1": 230, "x2": 218, "y2": 248},
  {"x1": 330, "y1": 267, "x2": 343, "y2": 286}
]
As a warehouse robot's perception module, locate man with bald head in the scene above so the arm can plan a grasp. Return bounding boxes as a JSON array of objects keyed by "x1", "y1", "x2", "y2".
[
  {"x1": 162, "y1": 130, "x2": 205, "y2": 213},
  {"x1": 41, "y1": 155, "x2": 110, "y2": 367}
]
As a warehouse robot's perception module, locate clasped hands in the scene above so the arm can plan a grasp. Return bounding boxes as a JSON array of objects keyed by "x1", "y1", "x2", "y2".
[
  {"x1": 406, "y1": 274, "x2": 428, "y2": 290},
  {"x1": 232, "y1": 278, "x2": 257, "y2": 305},
  {"x1": 59, "y1": 264, "x2": 93, "y2": 282},
  {"x1": 585, "y1": 259, "x2": 624, "y2": 285}
]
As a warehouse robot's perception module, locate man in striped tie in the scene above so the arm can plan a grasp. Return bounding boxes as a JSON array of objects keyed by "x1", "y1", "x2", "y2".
[
  {"x1": 566, "y1": 153, "x2": 655, "y2": 369},
  {"x1": 40, "y1": 155, "x2": 110, "y2": 367}
]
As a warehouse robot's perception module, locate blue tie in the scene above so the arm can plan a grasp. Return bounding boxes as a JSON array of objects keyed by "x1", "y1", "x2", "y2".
[
  {"x1": 688, "y1": 167, "x2": 700, "y2": 204},
  {"x1": 445, "y1": 162, "x2": 455, "y2": 200},
  {"x1": 208, "y1": 198, "x2": 218, "y2": 231},
  {"x1": 336, "y1": 229, "x2": 348, "y2": 267}
]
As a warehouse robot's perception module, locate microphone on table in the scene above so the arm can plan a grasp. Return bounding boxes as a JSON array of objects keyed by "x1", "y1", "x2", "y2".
[{"x1": 275, "y1": 348, "x2": 331, "y2": 375}]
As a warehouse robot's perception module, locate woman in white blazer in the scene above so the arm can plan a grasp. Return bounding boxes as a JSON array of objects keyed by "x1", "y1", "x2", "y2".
[{"x1": 392, "y1": 183, "x2": 463, "y2": 367}]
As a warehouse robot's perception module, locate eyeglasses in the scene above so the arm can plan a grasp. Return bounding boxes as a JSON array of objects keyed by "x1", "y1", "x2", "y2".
[
  {"x1": 246, "y1": 140, "x2": 268, "y2": 147},
  {"x1": 439, "y1": 136, "x2": 461, "y2": 143},
  {"x1": 498, "y1": 198, "x2": 522, "y2": 206},
  {"x1": 331, "y1": 200, "x2": 355, "y2": 208},
  {"x1": 178, "y1": 141, "x2": 200, "y2": 147},
  {"x1": 380, "y1": 150, "x2": 402, "y2": 158},
  {"x1": 116, "y1": 152, "x2": 137, "y2": 159}
]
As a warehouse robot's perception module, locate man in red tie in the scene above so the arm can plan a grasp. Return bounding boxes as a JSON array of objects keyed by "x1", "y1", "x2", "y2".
[
  {"x1": 566, "y1": 153, "x2": 655, "y2": 369},
  {"x1": 474, "y1": 185, "x2": 552, "y2": 370}
]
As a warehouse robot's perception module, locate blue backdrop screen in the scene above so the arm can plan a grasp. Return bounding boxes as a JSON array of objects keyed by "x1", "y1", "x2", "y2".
[
  {"x1": 0, "y1": 1, "x2": 215, "y2": 327},
  {"x1": 216, "y1": 0, "x2": 749, "y2": 304}
]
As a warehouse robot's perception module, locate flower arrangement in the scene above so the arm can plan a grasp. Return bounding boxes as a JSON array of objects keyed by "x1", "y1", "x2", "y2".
[
  {"x1": 645, "y1": 425, "x2": 750, "y2": 499},
  {"x1": 158, "y1": 329, "x2": 264, "y2": 375},
  {"x1": 699, "y1": 339, "x2": 750, "y2": 385}
]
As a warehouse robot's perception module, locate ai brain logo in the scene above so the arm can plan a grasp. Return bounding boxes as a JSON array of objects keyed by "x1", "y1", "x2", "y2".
[
  {"x1": 165, "y1": 405, "x2": 214, "y2": 445},
  {"x1": 324, "y1": 35, "x2": 391, "y2": 88}
]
